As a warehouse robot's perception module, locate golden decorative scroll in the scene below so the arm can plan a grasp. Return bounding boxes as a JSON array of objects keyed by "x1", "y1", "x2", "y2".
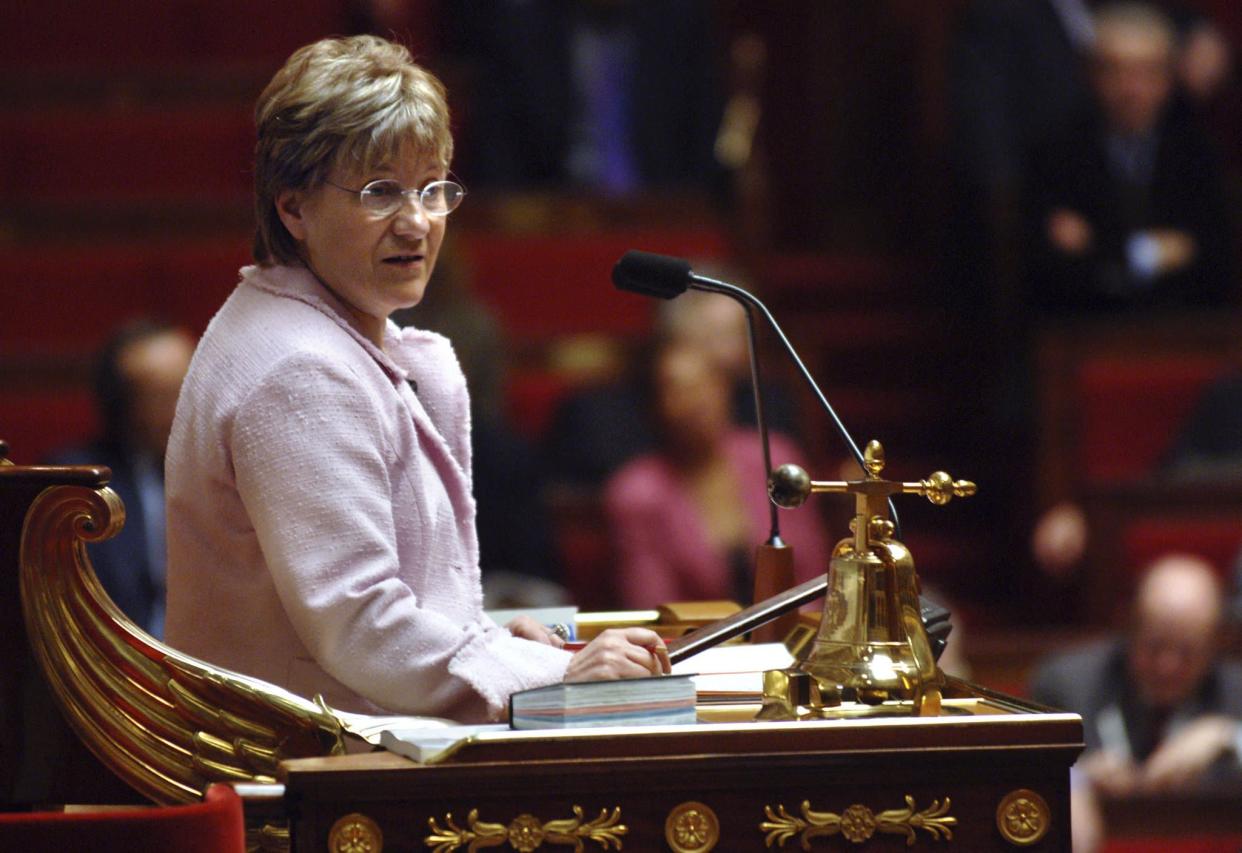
[
  {"x1": 18, "y1": 484, "x2": 354, "y2": 803},
  {"x1": 425, "y1": 806, "x2": 627, "y2": 852},
  {"x1": 17, "y1": 482, "x2": 450, "y2": 805},
  {"x1": 996, "y1": 789, "x2": 1050, "y2": 846},
  {"x1": 761, "y1": 796, "x2": 956, "y2": 847},
  {"x1": 255, "y1": 821, "x2": 291, "y2": 852},
  {"x1": 327, "y1": 812, "x2": 383, "y2": 852},
  {"x1": 665, "y1": 801, "x2": 720, "y2": 852}
]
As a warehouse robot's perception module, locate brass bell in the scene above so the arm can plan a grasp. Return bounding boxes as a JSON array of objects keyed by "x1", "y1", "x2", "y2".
[{"x1": 759, "y1": 441, "x2": 974, "y2": 719}]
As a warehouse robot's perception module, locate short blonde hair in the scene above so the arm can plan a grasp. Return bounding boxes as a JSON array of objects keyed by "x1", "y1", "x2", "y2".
[{"x1": 253, "y1": 35, "x2": 453, "y2": 265}]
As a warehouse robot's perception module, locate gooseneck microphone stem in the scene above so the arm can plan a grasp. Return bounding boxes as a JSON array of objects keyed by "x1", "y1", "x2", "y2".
[
  {"x1": 686, "y1": 272, "x2": 902, "y2": 539},
  {"x1": 741, "y1": 305, "x2": 780, "y2": 540}
]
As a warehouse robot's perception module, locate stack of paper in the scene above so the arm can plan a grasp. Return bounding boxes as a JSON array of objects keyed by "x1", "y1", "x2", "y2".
[{"x1": 509, "y1": 675, "x2": 697, "y2": 730}]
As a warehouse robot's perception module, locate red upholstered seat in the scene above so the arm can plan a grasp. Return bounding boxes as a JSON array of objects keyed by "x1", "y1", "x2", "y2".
[
  {"x1": 460, "y1": 229, "x2": 727, "y2": 338},
  {"x1": 1076, "y1": 355, "x2": 1228, "y2": 483},
  {"x1": 1121, "y1": 518, "x2": 1242, "y2": 585},
  {"x1": 0, "y1": 239, "x2": 250, "y2": 354},
  {"x1": 0, "y1": 388, "x2": 97, "y2": 465},
  {"x1": 0, "y1": 108, "x2": 254, "y2": 205},
  {"x1": 3, "y1": 0, "x2": 350, "y2": 71},
  {"x1": 507, "y1": 370, "x2": 572, "y2": 441},
  {"x1": 0, "y1": 783, "x2": 246, "y2": 852},
  {"x1": 1103, "y1": 836, "x2": 1242, "y2": 853}
]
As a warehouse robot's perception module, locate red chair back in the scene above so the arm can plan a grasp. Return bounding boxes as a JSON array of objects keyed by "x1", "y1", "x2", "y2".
[
  {"x1": 1076, "y1": 355, "x2": 1227, "y2": 483},
  {"x1": 0, "y1": 784, "x2": 246, "y2": 852}
]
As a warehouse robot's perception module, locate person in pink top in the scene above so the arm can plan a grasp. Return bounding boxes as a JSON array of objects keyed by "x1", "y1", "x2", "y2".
[
  {"x1": 605, "y1": 333, "x2": 830, "y2": 609},
  {"x1": 164, "y1": 35, "x2": 668, "y2": 723}
]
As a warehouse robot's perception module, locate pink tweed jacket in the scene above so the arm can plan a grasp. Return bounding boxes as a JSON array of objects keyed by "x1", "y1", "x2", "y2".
[{"x1": 165, "y1": 264, "x2": 569, "y2": 721}]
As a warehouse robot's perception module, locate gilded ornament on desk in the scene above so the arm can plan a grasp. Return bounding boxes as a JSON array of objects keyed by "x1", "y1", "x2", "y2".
[
  {"x1": 328, "y1": 812, "x2": 382, "y2": 853},
  {"x1": 996, "y1": 789, "x2": 1050, "y2": 846},
  {"x1": 761, "y1": 795, "x2": 956, "y2": 847},
  {"x1": 255, "y1": 821, "x2": 290, "y2": 853},
  {"x1": 666, "y1": 801, "x2": 720, "y2": 852},
  {"x1": 425, "y1": 806, "x2": 627, "y2": 852}
]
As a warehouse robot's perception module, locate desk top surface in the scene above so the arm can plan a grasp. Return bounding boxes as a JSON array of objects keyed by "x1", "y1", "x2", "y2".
[{"x1": 281, "y1": 692, "x2": 1083, "y2": 788}]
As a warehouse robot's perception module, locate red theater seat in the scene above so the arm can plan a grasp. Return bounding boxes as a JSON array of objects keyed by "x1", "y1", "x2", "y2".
[
  {"x1": 460, "y1": 229, "x2": 728, "y2": 339},
  {"x1": 507, "y1": 370, "x2": 572, "y2": 442},
  {"x1": 0, "y1": 783, "x2": 245, "y2": 852},
  {"x1": 0, "y1": 239, "x2": 250, "y2": 354},
  {"x1": 3, "y1": 1, "x2": 350, "y2": 71},
  {"x1": 1077, "y1": 355, "x2": 1228, "y2": 483},
  {"x1": 0, "y1": 389, "x2": 97, "y2": 465},
  {"x1": 1121, "y1": 518, "x2": 1242, "y2": 584},
  {"x1": 0, "y1": 107, "x2": 254, "y2": 205},
  {"x1": 1103, "y1": 836, "x2": 1242, "y2": 853}
]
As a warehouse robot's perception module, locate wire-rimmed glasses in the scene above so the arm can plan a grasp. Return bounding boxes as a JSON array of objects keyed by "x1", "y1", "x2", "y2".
[{"x1": 325, "y1": 178, "x2": 466, "y2": 218}]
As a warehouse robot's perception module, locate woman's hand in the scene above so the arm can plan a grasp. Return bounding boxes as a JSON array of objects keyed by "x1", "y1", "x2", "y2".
[
  {"x1": 506, "y1": 615, "x2": 565, "y2": 648},
  {"x1": 564, "y1": 628, "x2": 671, "y2": 682}
]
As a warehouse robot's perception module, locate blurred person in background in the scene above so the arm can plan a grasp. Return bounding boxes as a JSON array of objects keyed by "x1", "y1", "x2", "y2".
[
  {"x1": 604, "y1": 323, "x2": 828, "y2": 609},
  {"x1": 46, "y1": 320, "x2": 196, "y2": 639},
  {"x1": 950, "y1": 0, "x2": 1231, "y2": 319},
  {"x1": 1025, "y1": 1, "x2": 1233, "y2": 315},
  {"x1": 1031, "y1": 554, "x2": 1242, "y2": 850}
]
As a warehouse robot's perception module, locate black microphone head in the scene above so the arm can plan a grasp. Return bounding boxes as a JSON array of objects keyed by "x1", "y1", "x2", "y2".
[{"x1": 612, "y1": 250, "x2": 692, "y2": 299}]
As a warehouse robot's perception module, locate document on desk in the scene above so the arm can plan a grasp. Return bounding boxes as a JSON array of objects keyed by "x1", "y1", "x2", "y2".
[
  {"x1": 672, "y1": 641, "x2": 794, "y2": 703},
  {"x1": 379, "y1": 723, "x2": 509, "y2": 763}
]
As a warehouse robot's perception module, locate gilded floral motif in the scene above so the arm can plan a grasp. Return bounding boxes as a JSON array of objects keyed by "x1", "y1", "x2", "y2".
[
  {"x1": 839, "y1": 804, "x2": 877, "y2": 843},
  {"x1": 327, "y1": 813, "x2": 382, "y2": 853},
  {"x1": 996, "y1": 789, "x2": 1050, "y2": 846},
  {"x1": 761, "y1": 796, "x2": 955, "y2": 847},
  {"x1": 426, "y1": 805, "x2": 627, "y2": 852},
  {"x1": 508, "y1": 814, "x2": 546, "y2": 852},
  {"x1": 666, "y1": 801, "x2": 720, "y2": 852}
]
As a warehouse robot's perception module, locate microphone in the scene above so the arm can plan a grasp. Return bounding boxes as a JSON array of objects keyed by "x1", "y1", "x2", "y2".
[
  {"x1": 612, "y1": 250, "x2": 952, "y2": 659},
  {"x1": 611, "y1": 251, "x2": 691, "y2": 300}
]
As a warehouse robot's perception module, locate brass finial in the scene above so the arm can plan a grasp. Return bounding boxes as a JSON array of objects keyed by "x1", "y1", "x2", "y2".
[
  {"x1": 863, "y1": 440, "x2": 885, "y2": 478},
  {"x1": 867, "y1": 516, "x2": 895, "y2": 541},
  {"x1": 911, "y1": 471, "x2": 977, "y2": 506}
]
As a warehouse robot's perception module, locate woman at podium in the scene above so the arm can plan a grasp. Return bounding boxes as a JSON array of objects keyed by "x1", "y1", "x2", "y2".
[{"x1": 163, "y1": 35, "x2": 668, "y2": 723}]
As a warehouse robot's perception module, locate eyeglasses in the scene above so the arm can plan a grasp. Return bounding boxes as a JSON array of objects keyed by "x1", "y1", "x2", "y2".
[{"x1": 325, "y1": 178, "x2": 466, "y2": 218}]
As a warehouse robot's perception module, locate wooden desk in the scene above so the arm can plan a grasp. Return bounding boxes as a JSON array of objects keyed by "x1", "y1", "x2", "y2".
[{"x1": 280, "y1": 684, "x2": 1081, "y2": 852}]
